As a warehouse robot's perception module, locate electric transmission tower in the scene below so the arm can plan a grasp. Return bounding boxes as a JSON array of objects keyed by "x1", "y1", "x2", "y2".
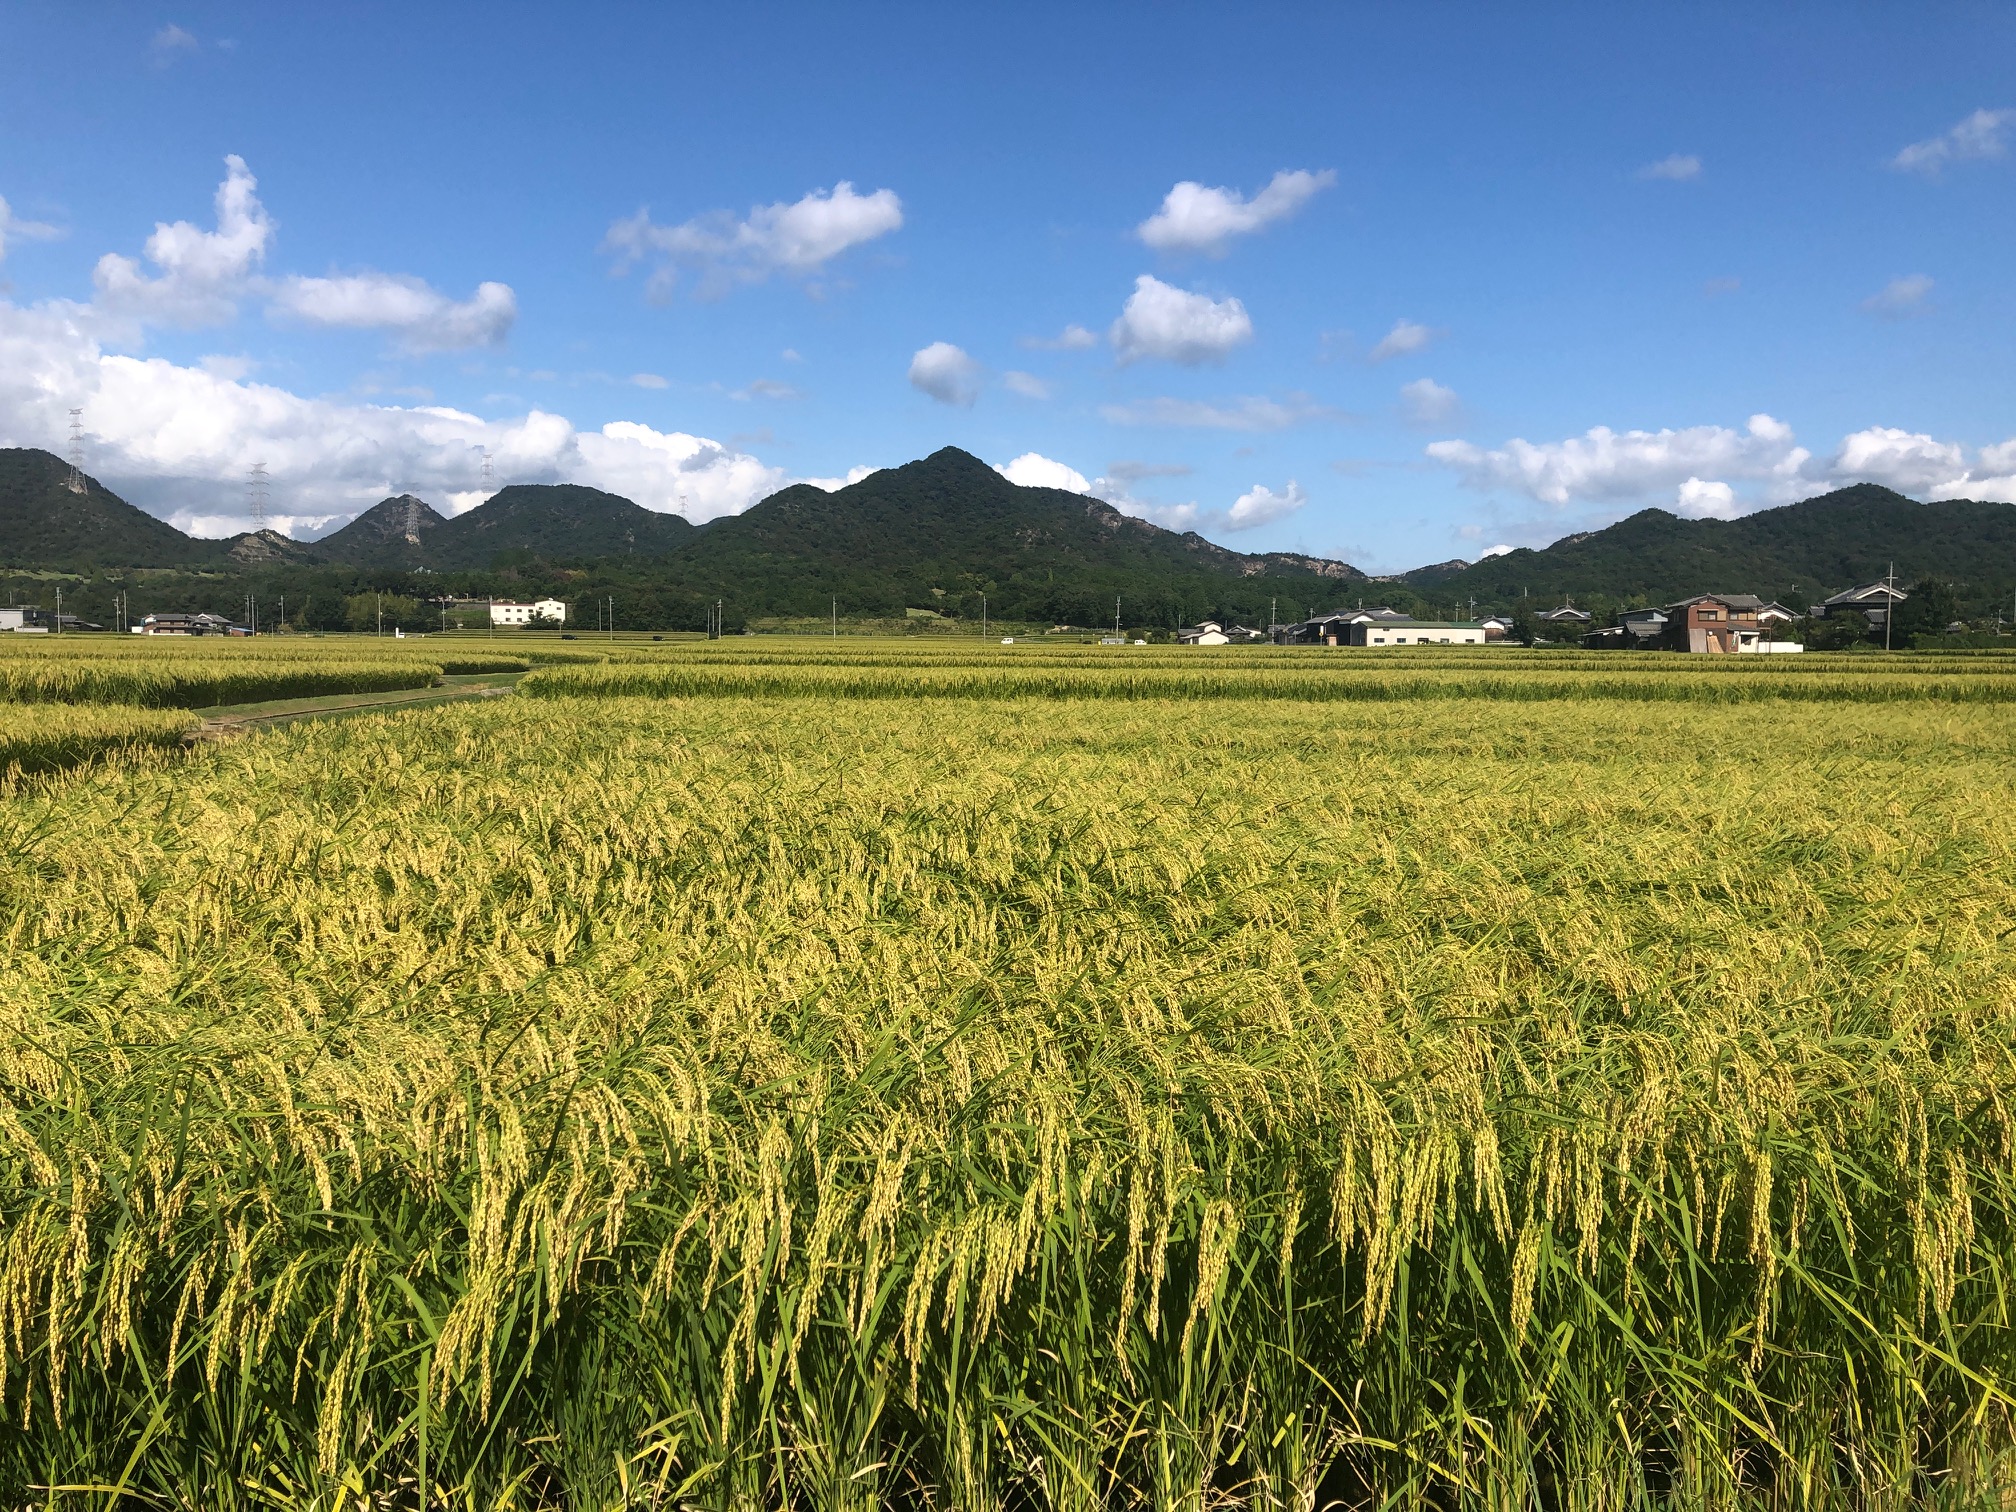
[
  {"x1": 65, "y1": 410, "x2": 86, "y2": 494},
  {"x1": 480, "y1": 448, "x2": 496, "y2": 493},
  {"x1": 248, "y1": 462, "x2": 270, "y2": 530},
  {"x1": 403, "y1": 495, "x2": 423, "y2": 546}
]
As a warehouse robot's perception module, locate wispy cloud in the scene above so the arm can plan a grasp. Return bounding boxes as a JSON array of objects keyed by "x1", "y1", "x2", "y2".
[
  {"x1": 1861, "y1": 274, "x2": 1933, "y2": 318},
  {"x1": 1018, "y1": 323, "x2": 1097, "y2": 351},
  {"x1": 1399, "y1": 377, "x2": 1460, "y2": 424},
  {"x1": 0, "y1": 196, "x2": 64, "y2": 264},
  {"x1": 1892, "y1": 109, "x2": 2015, "y2": 175},
  {"x1": 1636, "y1": 153, "x2": 1702, "y2": 181},
  {"x1": 149, "y1": 23, "x2": 200, "y2": 66},
  {"x1": 1099, "y1": 393, "x2": 1339, "y2": 431},
  {"x1": 1368, "y1": 318, "x2": 1436, "y2": 363},
  {"x1": 603, "y1": 181, "x2": 902, "y2": 300}
]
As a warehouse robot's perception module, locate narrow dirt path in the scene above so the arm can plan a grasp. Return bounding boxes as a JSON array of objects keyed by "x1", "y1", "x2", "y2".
[{"x1": 189, "y1": 673, "x2": 523, "y2": 740}]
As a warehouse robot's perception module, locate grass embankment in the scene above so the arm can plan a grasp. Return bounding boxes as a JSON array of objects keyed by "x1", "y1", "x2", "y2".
[{"x1": 1, "y1": 693, "x2": 2011, "y2": 1507}]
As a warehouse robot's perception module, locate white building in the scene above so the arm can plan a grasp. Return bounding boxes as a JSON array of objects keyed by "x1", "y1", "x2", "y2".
[
  {"x1": 1346, "y1": 620, "x2": 1487, "y2": 647},
  {"x1": 1177, "y1": 620, "x2": 1230, "y2": 645},
  {"x1": 489, "y1": 598, "x2": 568, "y2": 627}
]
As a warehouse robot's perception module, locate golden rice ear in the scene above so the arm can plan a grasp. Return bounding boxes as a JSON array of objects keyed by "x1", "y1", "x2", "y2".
[{"x1": 0, "y1": 643, "x2": 2010, "y2": 1504}]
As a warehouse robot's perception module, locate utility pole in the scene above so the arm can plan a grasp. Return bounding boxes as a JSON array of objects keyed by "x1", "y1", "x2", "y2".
[
  {"x1": 54, "y1": 585, "x2": 61, "y2": 634},
  {"x1": 832, "y1": 595, "x2": 838, "y2": 638},
  {"x1": 377, "y1": 591, "x2": 384, "y2": 637},
  {"x1": 1884, "y1": 562, "x2": 1896, "y2": 651},
  {"x1": 981, "y1": 595, "x2": 987, "y2": 640},
  {"x1": 278, "y1": 595, "x2": 284, "y2": 633},
  {"x1": 1115, "y1": 594, "x2": 1122, "y2": 640},
  {"x1": 608, "y1": 594, "x2": 615, "y2": 642}
]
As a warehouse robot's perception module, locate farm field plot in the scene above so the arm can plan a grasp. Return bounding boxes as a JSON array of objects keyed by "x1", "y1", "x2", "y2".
[{"x1": 0, "y1": 644, "x2": 2013, "y2": 1508}]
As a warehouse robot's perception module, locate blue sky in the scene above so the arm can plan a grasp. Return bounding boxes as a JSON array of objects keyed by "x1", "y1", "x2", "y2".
[{"x1": 1, "y1": 2, "x2": 2012, "y2": 570}]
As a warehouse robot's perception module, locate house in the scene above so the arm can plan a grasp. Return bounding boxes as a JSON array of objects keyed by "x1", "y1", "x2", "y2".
[
  {"x1": 1658, "y1": 593, "x2": 1810, "y2": 653},
  {"x1": 1819, "y1": 581, "x2": 1907, "y2": 627},
  {"x1": 1757, "y1": 602, "x2": 1799, "y2": 627},
  {"x1": 138, "y1": 611, "x2": 237, "y2": 635},
  {"x1": 1536, "y1": 602, "x2": 1594, "y2": 626},
  {"x1": 1619, "y1": 607, "x2": 1669, "y2": 644},
  {"x1": 1223, "y1": 624, "x2": 1269, "y2": 643},
  {"x1": 1478, "y1": 614, "x2": 1515, "y2": 640},
  {"x1": 2, "y1": 606, "x2": 106, "y2": 633},
  {"x1": 1275, "y1": 608, "x2": 1412, "y2": 645},
  {"x1": 1343, "y1": 619, "x2": 1488, "y2": 647},
  {"x1": 1177, "y1": 620, "x2": 1230, "y2": 645},
  {"x1": 489, "y1": 597, "x2": 568, "y2": 627}
]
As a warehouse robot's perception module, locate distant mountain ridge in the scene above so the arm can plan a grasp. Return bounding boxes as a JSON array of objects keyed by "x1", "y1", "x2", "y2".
[
  {"x1": 3, "y1": 447, "x2": 2012, "y2": 614},
  {"x1": 1414, "y1": 484, "x2": 2016, "y2": 606}
]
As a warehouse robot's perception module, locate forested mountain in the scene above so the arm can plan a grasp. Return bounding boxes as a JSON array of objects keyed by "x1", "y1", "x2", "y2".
[
  {"x1": 0, "y1": 449, "x2": 212, "y2": 567},
  {"x1": 1419, "y1": 485, "x2": 2016, "y2": 607},
  {"x1": 659, "y1": 447, "x2": 1363, "y2": 621}
]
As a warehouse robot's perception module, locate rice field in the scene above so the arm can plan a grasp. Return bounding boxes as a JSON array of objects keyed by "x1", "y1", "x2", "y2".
[
  {"x1": 0, "y1": 638, "x2": 2013, "y2": 1508},
  {"x1": 0, "y1": 701, "x2": 199, "y2": 774}
]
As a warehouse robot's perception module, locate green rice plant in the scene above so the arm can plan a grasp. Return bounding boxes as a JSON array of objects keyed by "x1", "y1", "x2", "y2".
[{"x1": 0, "y1": 702, "x2": 197, "y2": 776}]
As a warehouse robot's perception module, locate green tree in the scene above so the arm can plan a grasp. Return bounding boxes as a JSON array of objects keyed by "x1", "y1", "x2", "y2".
[
  {"x1": 1509, "y1": 604, "x2": 1538, "y2": 646},
  {"x1": 1889, "y1": 578, "x2": 1959, "y2": 646},
  {"x1": 344, "y1": 592, "x2": 425, "y2": 633}
]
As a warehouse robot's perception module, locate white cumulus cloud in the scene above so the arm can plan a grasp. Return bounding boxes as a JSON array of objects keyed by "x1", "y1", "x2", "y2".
[
  {"x1": 1368, "y1": 318, "x2": 1435, "y2": 363},
  {"x1": 1137, "y1": 169, "x2": 1336, "y2": 256},
  {"x1": 1224, "y1": 479, "x2": 1307, "y2": 531},
  {"x1": 269, "y1": 272, "x2": 516, "y2": 351},
  {"x1": 1831, "y1": 427, "x2": 1967, "y2": 494},
  {"x1": 1427, "y1": 414, "x2": 1812, "y2": 507},
  {"x1": 992, "y1": 450, "x2": 1304, "y2": 537},
  {"x1": 995, "y1": 452, "x2": 1091, "y2": 492},
  {"x1": 1109, "y1": 275, "x2": 1253, "y2": 365},
  {"x1": 1002, "y1": 370, "x2": 1050, "y2": 399},
  {"x1": 92, "y1": 154, "x2": 274, "y2": 327},
  {"x1": 1674, "y1": 477, "x2": 1738, "y2": 519},
  {"x1": 1892, "y1": 109, "x2": 2016, "y2": 175},
  {"x1": 908, "y1": 341, "x2": 981, "y2": 406},
  {"x1": 603, "y1": 182, "x2": 902, "y2": 299},
  {"x1": 1637, "y1": 153, "x2": 1702, "y2": 181},
  {"x1": 1400, "y1": 377, "x2": 1459, "y2": 424},
  {"x1": 0, "y1": 295, "x2": 812, "y2": 535},
  {"x1": 1425, "y1": 411, "x2": 2016, "y2": 515}
]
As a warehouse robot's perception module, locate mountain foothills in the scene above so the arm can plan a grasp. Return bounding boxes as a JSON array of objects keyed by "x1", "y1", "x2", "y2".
[{"x1": 1, "y1": 444, "x2": 2012, "y2": 630}]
